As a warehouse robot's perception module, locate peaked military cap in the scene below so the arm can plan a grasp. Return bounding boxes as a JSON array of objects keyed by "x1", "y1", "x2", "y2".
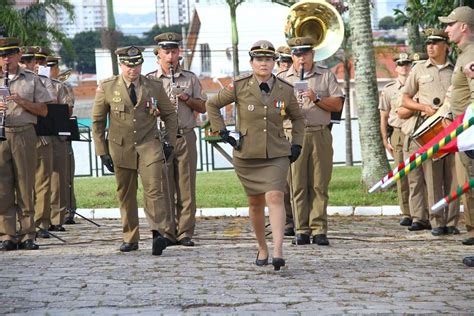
[
  {"x1": 154, "y1": 32, "x2": 182, "y2": 50},
  {"x1": 393, "y1": 52, "x2": 411, "y2": 64},
  {"x1": 276, "y1": 45, "x2": 292, "y2": 61},
  {"x1": 287, "y1": 37, "x2": 316, "y2": 54},
  {"x1": 46, "y1": 56, "x2": 61, "y2": 67},
  {"x1": 115, "y1": 46, "x2": 144, "y2": 66},
  {"x1": 424, "y1": 28, "x2": 448, "y2": 43},
  {"x1": 249, "y1": 40, "x2": 276, "y2": 58},
  {"x1": 410, "y1": 52, "x2": 429, "y2": 64},
  {"x1": 20, "y1": 46, "x2": 39, "y2": 58},
  {"x1": 439, "y1": 6, "x2": 474, "y2": 25},
  {"x1": 0, "y1": 37, "x2": 21, "y2": 57},
  {"x1": 34, "y1": 46, "x2": 52, "y2": 60}
]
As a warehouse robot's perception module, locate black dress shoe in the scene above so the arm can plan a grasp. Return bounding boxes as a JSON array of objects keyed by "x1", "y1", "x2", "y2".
[
  {"x1": 64, "y1": 217, "x2": 76, "y2": 225},
  {"x1": 165, "y1": 238, "x2": 177, "y2": 247},
  {"x1": 18, "y1": 239, "x2": 39, "y2": 250},
  {"x1": 462, "y1": 237, "x2": 474, "y2": 245},
  {"x1": 291, "y1": 233, "x2": 310, "y2": 245},
  {"x1": 48, "y1": 225, "x2": 66, "y2": 232},
  {"x1": 0, "y1": 240, "x2": 17, "y2": 251},
  {"x1": 152, "y1": 236, "x2": 167, "y2": 256},
  {"x1": 255, "y1": 251, "x2": 268, "y2": 266},
  {"x1": 312, "y1": 234, "x2": 330, "y2": 246},
  {"x1": 36, "y1": 230, "x2": 50, "y2": 239},
  {"x1": 119, "y1": 242, "x2": 139, "y2": 252},
  {"x1": 399, "y1": 217, "x2": 413, "y2": 226},
  {"x1": 446, "y1": 226, "x2": 460, "y2": 235},
  {"x1": 408, "y1": 222, "x2": 431, "y2": 231},
  {"x1": 272, "y1": 257, "x2": 285, "y2": 271},
  {"x1": 431, "y1": 227, "x2": 446, "y2": 236},
  {"x1": 178, "y1": 237, "x2": 195, "y2": 247},
  {"x1": 284, "y1": 227, "x2": 295, "y2": 236},
  {"x1": 463, "y1": 256, "x2": 474, "y2": 267}
]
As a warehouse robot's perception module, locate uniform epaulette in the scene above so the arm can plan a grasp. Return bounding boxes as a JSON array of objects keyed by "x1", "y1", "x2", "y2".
[
  {"x1": 181, "y1": 69, "x2": 194, "y2": 74},
  {"x1": 315, "y1": 64, "x2": 328, "y2": 69},
  {"x1": 383, "y1": 81, "x2": 397, "y2": 88},
  {"x1": 38, "y1": 73, "x2": 49, "y2": 79},
  {"x1": 145, "y1": 70, "x2": 157, "y2": 78},
  {"x1": 146, "y1": 75, "x2": 161, "y2": 82},
  {"x1": 100, "y1": 75, "x2": 119, "y2": 84},
  {"x1": 275, "y1": 76, "x2": 294, "y2": 88},
  {"x1": 51, "y1": 78, "x2": 61, "y2": 84},
  {"x1": 23, "y1": 68, "x2": 35, "y2": 75},
  {"x1": 234, "y1": 72, "x2": 252, "y2": 82},
  {"x1": 276, "y1": 69, "x2": 288, "y2": 77}
]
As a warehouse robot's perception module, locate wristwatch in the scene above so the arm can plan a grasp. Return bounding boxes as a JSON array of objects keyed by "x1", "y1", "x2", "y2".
[{"x1": 314, "y1": 94, "x2": 321, "y2": 104}]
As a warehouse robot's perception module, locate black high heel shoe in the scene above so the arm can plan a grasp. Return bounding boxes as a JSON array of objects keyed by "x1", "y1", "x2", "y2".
[
  {"x1": 272, "y1": 258, "x2": 285, "y2": 271},
  {"x1": 255, "y1": 251, "x2": 269, "y2": 266}
]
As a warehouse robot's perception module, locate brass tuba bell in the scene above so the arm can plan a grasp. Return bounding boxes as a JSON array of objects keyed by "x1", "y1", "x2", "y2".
[
  {"x1": 57, "y1": 68, "x2": 72, "y2": 82},
  {"x1": 285, "y1": 0, "x2": 344, "y2": 61}
]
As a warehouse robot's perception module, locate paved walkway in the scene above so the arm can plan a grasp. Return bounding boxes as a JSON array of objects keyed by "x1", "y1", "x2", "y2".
[{"x1": 1, "y1": 215, "x2": 473, "y2": 314}]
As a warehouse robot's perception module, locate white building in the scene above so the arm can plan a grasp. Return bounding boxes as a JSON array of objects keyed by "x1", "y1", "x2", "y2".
[{"x1": 48, "y1": 0, "x2": 108, "y2": 39}]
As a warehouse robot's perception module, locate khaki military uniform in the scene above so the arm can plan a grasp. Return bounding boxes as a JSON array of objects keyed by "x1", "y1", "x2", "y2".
[
  {"x1": 379, "y1": 79, "x2": 410, "y2": 218},
  {"x1": 450, "y1": 41, "x2": 474, "y2": 237},
  {"x1": 206, "y1": 73, "x2": 304, "y2": 193},
  {"x1": 403, "y1": 59, "x2": 459, "y2": 229},
  {"x1": 146, "y1": 65, "x2": 207, "y2": 241},
  {"x1": 278, "y1": 63, "x2": 344, "y2": 236},
  {"x1": 33, "y1": 75, "x2": 55, "y2": 230},
  {"x1": 49, "y1": 79, "x2": 73, "y2": 226},
  {"x1": 0, "y1": 67, "x2": 51, "y2": 242},
  {"x1": 92, "y1": 74, "x2": 178, "y2": 243}
]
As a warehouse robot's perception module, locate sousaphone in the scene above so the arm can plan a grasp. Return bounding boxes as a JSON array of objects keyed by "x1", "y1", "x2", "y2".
[{"x1": 285, "y1": 0, "x2": 344, "y2": 61}]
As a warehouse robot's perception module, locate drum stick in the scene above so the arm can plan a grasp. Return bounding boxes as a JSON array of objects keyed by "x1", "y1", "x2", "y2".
[
  {"x1": 381, "y1": 116, "x2": 474, "y2": 190},
  {"x1": 431, "y1": 178, "x2": 474, "y2": 214}
]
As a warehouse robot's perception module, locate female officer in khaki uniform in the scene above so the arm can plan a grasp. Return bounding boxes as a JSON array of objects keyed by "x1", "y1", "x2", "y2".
[{"x1": 206, "y1": 40, "x2": 304, "y2": 270}]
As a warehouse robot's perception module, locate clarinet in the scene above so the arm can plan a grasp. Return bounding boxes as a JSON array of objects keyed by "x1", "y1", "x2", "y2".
[{"x1": 0, "y1": 63, "x2": 8, "y2": 141}]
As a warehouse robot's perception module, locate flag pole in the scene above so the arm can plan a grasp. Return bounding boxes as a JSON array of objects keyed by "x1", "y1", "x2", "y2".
[{"x1": 432, "y1": 178, "x2": 474, "y2": 213}]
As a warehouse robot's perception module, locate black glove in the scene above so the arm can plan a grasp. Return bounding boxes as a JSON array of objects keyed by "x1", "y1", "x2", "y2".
[
  {"x1": 100, "y1": 154, "x2": 114, "y2": 172},
  {"x1": 162, "y1": 142, "x2": 173, "y2": 161},
  {"x1": 289, "y1": 144, "x2": 302, "y2": 163},
  {"x1": 465, "y1": 150, "x2": 474, "y2": 159},
  {"x1": 219, "y1": 129, "x2": 238, "y2": 148}
]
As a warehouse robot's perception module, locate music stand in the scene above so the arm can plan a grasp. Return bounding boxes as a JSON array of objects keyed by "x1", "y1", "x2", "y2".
[{"x1": 35, "y1": 103, "x2": 71, "y2": 136}]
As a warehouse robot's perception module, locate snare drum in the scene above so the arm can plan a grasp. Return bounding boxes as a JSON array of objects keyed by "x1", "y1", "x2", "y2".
[{"x1": 412, "y1": 111, "x2": 452, "y2": 160}]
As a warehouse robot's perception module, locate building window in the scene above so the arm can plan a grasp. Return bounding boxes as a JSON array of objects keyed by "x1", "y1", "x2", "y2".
[{"x1": 200, "y1": 43, "x2": 211, "y2": 74}]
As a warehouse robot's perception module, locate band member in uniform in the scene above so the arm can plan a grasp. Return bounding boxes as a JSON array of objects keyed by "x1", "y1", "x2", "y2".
[
  {"x1": 276, "y1": 45, "x2": 295, "y2": 236},
  {"x1": 440, "y1": 7, "x2": 474, "y2": 246},
  {"x1": 401, "y1": 29, "x2": 459, "y2": 236},
  {"x1": 279, "y1": 37, "x2": 344, "y2": 246},
  {"x1": 0, "y1": 37, "x2": 51, "y2": 251},
  {"x1": 206, "y1": 40, "x2": 304, "y2": 270},
  {"x1": 46, "y1": 56, "x2": 73, "y2": 232},
  {"x1": 379, "y1": 53, "x2": 412, "y2": 226},
  {"x1": 92, "y1": 45, "x2": 178, "y2": 255},
  {"x1": 147, "y1": 32, "x2": 207, "y2": 247}
]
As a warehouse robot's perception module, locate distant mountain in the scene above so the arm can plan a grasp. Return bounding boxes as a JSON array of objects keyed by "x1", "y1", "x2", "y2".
[{"x1": 115, "y1": 13, "x2": 156, "y2": 37}]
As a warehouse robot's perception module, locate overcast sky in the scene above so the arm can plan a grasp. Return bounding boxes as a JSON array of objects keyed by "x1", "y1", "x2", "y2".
[{"x1": 113, "y1": 0, "x2": 156, "y2": 15}]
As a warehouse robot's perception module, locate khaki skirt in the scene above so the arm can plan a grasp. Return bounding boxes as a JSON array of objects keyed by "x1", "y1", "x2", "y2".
[{"x1": 233, "y1": 156, "x2": 289, "y2": 196}]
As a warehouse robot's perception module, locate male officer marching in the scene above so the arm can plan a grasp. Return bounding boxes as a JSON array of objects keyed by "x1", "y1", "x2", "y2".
[
  {"x1": 92, "y1": 46, "x2": 178, "y2": 255},
  {"x1": 0, "y1": 37, "x2": 51, "y2": 251},
  {"x1": 147, "y1": 32, "x2": 207, "y2": 247},
  {"x1": 279, "y1": 36, "x2": 344, "y2": 246}
]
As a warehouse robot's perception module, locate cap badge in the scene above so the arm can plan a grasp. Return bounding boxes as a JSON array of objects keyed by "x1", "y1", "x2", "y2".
[
  {"x1": 261, "y1": 43, "x2": 268, "y2": 50},
  {"x1": 399, "y1": 53, "x2": 408, "y2": 60},
  {"x1": 127, "y1": 47, "x2": 139, "y2": 56},
  {"x1": 295, "y1": 38, "x2": 302, "y2": 45},
  {"x1": 413, "y1": 53, "x2": 420, "y2": 61},
  {"x1": 167, "y1": 34, "x2": 174, "y2": 40}
]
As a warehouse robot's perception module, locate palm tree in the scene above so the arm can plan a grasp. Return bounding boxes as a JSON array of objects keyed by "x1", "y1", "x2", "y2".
[
  {"x1": 101, "y1": 0, "x2": 119, "y2": 75},
  {"x1": 0, "y1": 0, "x2": 74, "y2": 51},
  {"x1": 348, "y1": 0, "x2": 390, "y2": 186}
]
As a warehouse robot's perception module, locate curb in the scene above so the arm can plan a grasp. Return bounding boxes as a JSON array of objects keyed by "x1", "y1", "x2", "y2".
[{"x1": 72, "y1": 206, "x2": 464, "y2": 219}]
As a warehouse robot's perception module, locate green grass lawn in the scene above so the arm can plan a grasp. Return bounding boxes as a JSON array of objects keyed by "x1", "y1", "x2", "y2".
[{"x1": 74, "y1": 166, "x2": 398, "y2": 208}]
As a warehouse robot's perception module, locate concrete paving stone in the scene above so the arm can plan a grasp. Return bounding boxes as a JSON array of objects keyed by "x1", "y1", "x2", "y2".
[{"x1": 354, "y1": 206, "x2": 382, "y2": 216}]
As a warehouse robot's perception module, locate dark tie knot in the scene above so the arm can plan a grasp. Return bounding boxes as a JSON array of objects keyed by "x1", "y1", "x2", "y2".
[{"x1": 259, "y1": 82, "x2": 270, "y2": 93}]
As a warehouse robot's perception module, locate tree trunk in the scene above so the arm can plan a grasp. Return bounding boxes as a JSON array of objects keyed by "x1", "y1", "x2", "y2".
[
  {"x1": 406, "y1": 0, "x2": 423, "y2": 53},
  {"x1": 106, "y1": 0, "x2": 118, "y2": 75},
  {"x1": 348, "y1": 0, "x2": 389, "y2": 186},
  {"x1": 229, "y1": 5, "x2": 240, "y2": 77},
  {"x1": 343, "y1": 56, "x2": 353, "y2": 166}
]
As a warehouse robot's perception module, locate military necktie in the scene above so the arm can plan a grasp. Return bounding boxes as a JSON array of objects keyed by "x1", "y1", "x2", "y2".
[
  {"x1": 129, "y1": 83, "x2": 137, "y2": 105},
  {"x1": 259, "y1": 82, "x2": 270, "y2": 93}
]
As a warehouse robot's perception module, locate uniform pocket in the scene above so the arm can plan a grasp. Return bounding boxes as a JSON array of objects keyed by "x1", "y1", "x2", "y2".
[{"x1": 112, "y1": 102, "x2": 125, "y2": 120}]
